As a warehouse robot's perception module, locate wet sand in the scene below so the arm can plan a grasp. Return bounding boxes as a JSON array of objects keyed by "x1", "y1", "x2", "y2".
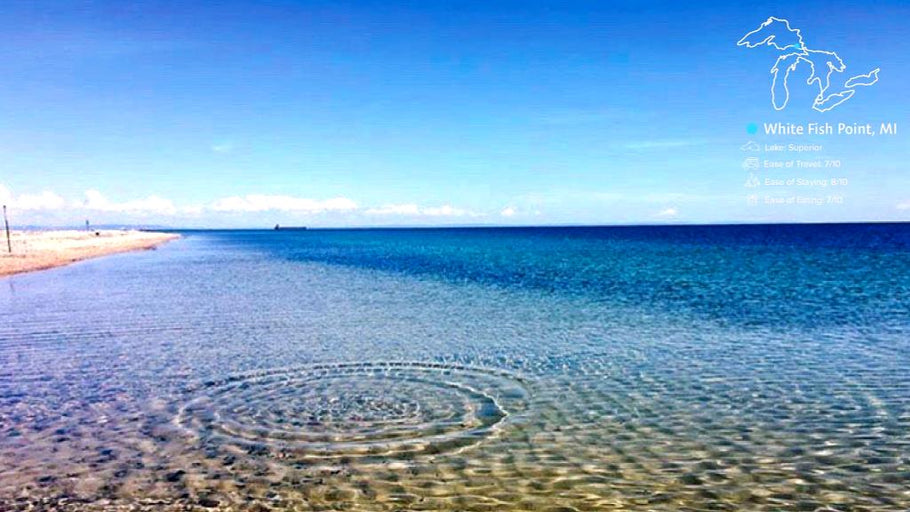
[{"x1": 0, "y1": 230, "x2": 179, "y2": 277}]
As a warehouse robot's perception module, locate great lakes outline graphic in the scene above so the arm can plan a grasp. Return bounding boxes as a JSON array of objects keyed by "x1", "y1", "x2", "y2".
[{"x1": 737, "y1": 17, "x2": 879, "y2": 112}]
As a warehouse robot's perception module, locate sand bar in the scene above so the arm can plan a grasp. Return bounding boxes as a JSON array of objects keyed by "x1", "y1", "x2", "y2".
[{"x1": 0, "y1": 230, "x2": 179, "y2": 277}]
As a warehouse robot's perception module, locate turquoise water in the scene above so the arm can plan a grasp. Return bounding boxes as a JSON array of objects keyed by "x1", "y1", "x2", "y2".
[{"x1": 1, "y1": 224, "x2": 909, "y2": 510}]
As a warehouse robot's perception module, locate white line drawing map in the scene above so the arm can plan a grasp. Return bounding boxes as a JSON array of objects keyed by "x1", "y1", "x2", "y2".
[{"x1": 737, "y1": 17, "x2": 880, "y2": 112}]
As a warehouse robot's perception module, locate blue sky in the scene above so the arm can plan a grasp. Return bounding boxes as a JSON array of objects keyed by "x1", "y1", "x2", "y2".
[{"x1": 1, "y1": 0, "x2": 908, "y2": 227}]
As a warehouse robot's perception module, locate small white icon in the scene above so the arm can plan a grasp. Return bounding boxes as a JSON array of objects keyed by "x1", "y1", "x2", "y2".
[
  {"x1": 746, "y1": 194, "x2": 759, "y2": 206},
  {"x1": 740, "y1": 141, "x2": 761, "y2": 152},
  {"x1": 738, "y1": 17, "x2": 880, "y2": 112},
  {"x1": 744, "y1": 173, "x2": 761, "y2": 188},
  {"x1": 742, "y1": 157, "x2": 760, "y2": 171}
]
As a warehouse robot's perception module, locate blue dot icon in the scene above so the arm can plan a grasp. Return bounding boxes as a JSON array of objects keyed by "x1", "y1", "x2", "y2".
[{"x1": 746, "y1": 123, "x2": 759, "y2": 135}]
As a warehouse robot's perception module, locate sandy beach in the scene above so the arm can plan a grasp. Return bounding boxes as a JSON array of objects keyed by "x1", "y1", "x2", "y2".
[{"x1": 0, "y1": 230, "x2": 179, "y2": 277}]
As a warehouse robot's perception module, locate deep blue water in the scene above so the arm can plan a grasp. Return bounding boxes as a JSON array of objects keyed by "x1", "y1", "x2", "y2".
[
  {"x1": 1, "y1": 223, "x2": 909, "y2": 511},
  {"x1": 196, "y1": 223, "x2": 910, "y2": 329}
]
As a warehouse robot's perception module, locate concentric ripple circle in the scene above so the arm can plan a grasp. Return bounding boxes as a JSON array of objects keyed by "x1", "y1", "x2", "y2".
[{"x1": 176, "y1": 362, "x2": 530, "y2": 459}]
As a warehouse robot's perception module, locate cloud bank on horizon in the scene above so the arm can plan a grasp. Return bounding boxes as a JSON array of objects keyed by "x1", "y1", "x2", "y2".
[
  {"x1": 0, "y1": 183, "x2": 706, "y2": 227},
  {"x1": 3, "y1": 182, "x2": 908, "y2": 228},
  {"x1": 0, "y1": 183, "x2": 499, "y2": 227}
]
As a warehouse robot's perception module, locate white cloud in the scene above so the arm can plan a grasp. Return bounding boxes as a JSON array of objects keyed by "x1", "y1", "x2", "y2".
[
  {"x1": 19, "y1": 191, "x2": 66, "y2": 210},
  {"x1": 655, "y1": 207, "x2": 679, "y2": 218},
  {"x1": 897, "y1": 201, "x2": 910, "y2": 211},
  {"x1": 500, "y1": 207, "x2": 516, "y2": 217},
  {"x1": 1, "y1": 184, "x2": 491, "y2": 225},
  {"x1": 80, "y1": 189, "x2": 177, "y2": 214},
  {"x1": 365, "y1": 203, "x2": 474, "y2": 217},
  {"x1": 0, "y1": 184, "x2": 66, "y2": 210},
  {"x1": 365, "y1": 203, "x2": 421, "y2": 215},
  {"x1": 209, "y1": 195, "x2": 358, "y2": 213},
  {"x1": 422, "y1": 205, "x2": 471, "y2": 217},
  {"x1": 211, "y1": 142, "x2": 233, "y2": 153}
]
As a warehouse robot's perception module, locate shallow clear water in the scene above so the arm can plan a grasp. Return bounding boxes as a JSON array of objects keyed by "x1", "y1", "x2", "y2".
[{"x1": 1, "y1": 225, "x2": 909, "y2": 510}]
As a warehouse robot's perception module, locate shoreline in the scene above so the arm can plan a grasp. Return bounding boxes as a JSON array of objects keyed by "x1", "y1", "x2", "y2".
[{"x1": 0, "y1": 230, "x2": 179, "y2": 278}]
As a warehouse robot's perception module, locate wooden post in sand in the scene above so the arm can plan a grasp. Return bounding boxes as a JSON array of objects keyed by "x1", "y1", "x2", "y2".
[{"x1": 3, "y1": 205, "x2": 10, "y2": 253}]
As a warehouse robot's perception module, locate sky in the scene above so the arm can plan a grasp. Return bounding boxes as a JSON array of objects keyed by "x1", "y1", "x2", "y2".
[{"x1": 1, "y1": 0, "x2": 908, "y2": 227}]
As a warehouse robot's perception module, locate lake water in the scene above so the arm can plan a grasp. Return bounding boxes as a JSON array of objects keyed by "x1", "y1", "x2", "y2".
[{"x1": 1, "y1": 225, "x2": 909, "y2": 510}]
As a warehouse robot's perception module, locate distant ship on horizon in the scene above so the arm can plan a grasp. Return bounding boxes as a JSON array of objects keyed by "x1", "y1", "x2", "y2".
[{"x1": 274, "y1": 224, "x2": 307, "y2": 231}]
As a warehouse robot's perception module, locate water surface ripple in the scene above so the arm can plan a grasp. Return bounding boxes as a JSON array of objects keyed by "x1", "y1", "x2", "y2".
[{"x1": 1, "y1": 225, "x2": 908, "y2": 511}]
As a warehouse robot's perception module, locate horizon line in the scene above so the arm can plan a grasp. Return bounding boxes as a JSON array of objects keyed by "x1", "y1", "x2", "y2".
[{"x1": 8, "y1": 219, "x2": 910, "y2": 232}]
